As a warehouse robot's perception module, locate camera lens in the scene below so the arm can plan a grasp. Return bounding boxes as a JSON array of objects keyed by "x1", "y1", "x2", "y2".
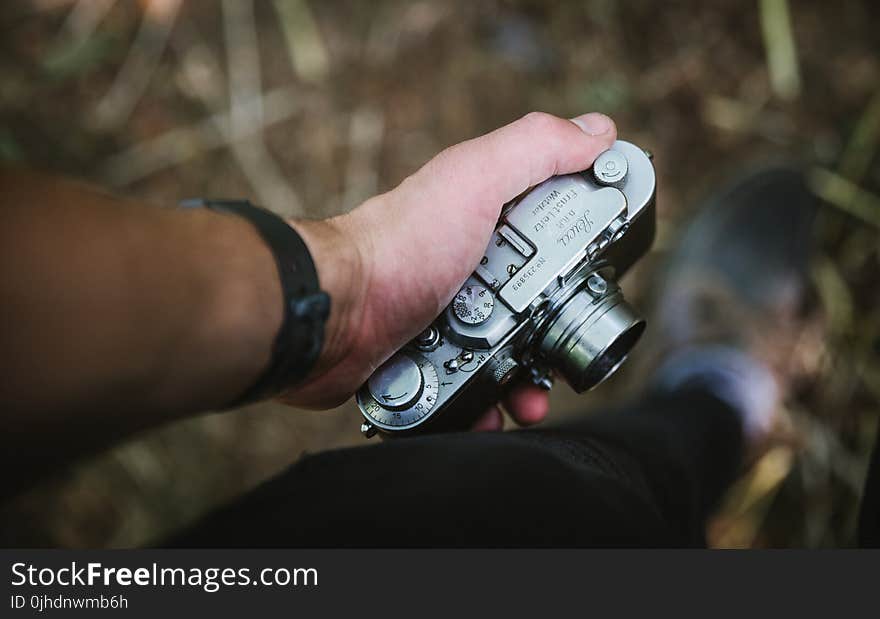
[{"x1": 536, "y1": 281, "x2": 645, "y2": 393}]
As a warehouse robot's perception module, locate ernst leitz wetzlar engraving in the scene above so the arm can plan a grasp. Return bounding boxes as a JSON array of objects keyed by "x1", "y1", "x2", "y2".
[{"x1": 357, "y1": 140, "x2": 656, "y2": 438}]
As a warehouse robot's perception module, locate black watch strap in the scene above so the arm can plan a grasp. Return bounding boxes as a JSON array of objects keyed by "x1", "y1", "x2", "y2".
[{"x1": 181, "y1": 198, "x2": 330, "y2": 407}]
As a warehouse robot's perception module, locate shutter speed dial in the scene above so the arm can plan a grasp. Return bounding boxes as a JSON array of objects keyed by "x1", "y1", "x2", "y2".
[
  {"x1": 358, "y1": 352, "x2": 440, "y2": 430},
  {"x1": 453, "y1": 284, "x2": 495, "y2": 325}
]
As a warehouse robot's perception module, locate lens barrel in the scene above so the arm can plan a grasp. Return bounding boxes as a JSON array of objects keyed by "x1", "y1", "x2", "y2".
[{"x1": 536, "y1": 277, "x2": 645, "y2": 392}]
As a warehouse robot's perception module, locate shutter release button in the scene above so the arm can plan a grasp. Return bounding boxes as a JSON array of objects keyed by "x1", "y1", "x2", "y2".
[{"x1": 593, "y1": 150, "x2": 628, "y2": 186}]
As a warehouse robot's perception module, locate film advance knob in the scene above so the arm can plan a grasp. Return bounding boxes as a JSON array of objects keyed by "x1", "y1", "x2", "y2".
[
  {"x1": 489, "y1": 356, "x2": 519, "y2": 386},
  {"x1": 593, "y1": 150, "x2": 629, "y2": 186},
  {"x1": 368, "y1": 353, "x2": 424, "y2": 410}
]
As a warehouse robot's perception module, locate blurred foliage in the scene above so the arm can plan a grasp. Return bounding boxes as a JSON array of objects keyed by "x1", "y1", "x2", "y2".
[
  {"x1": 0, "y1": 0, "x2": 878, "y2": 548},
  {"x1": 41, "y1": 31, "x2": 117, "y2": 80}
]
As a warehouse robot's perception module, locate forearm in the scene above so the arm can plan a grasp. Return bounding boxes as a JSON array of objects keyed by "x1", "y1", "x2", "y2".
[
  {"x1": 0, "y1": 109, "x2": 616, "y2": 487},
  {"x1": 0, "y1": 169, "x2": 284, "y2": 479}
]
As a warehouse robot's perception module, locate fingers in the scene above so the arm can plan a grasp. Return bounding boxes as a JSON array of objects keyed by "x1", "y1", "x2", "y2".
[
  {"x1": 472, "y1": 406, "x2": 504, "y2": 432},
  {"x1": 503, "y1": 382, "x2": 550, "y2": 426},
  {"x1": 404, "y1": 111, "x2": 617, "y2": 218},
  {"x1": 471, "y1": 381, "x2": 550, "y2": 432}
]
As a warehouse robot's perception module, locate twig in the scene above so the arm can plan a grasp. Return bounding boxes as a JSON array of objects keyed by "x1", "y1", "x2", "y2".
[
  {"x1": 41, "y1": 0, "x2": 117, "y2": 78},
  {"x1": 711, "y1": 446, "x2": 794, "y2": 548},
  {"x1": 222, "y1": 0, "x2": 302, "y2": 216},
  {"x1": 272, "y1": 0, "x2": 330, "y2": 83},
  {"x1": 29, "y1": 0, "x2": 80, "y2": 11},
  {"x1": 99, "y1": 86, "x2": 304, "y2": 187},
  {"x1": 342, "y1": 105, "x2": 385, "y2": 210},
  {"x1": 838, "y1": 88, "x2": 880, "y2": 183},
  {"x1": 55, "y1": 0, "x2": 116, "y2": 44},
  {"x1": 90, "y1": 0, "x2": 182, "y2": 130},
  {"x1": 811, "y1": 255, "x2": 854, "y2": 338},
  {"x1": 808, "y1": 167, "x2": 880, "y2": 229},
  {"x1": 759, "y1": 0, "x2": 802, "y2": 101}
]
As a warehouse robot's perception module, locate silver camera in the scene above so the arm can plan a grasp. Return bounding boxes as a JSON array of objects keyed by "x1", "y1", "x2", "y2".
[{"x1": 357, "y1": 140, "x2": 656, "y2": 438}]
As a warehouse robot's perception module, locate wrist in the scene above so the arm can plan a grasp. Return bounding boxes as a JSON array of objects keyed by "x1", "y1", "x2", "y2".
[{"x1": 287, "y1": 214, "x2": 369, "y2": 379}]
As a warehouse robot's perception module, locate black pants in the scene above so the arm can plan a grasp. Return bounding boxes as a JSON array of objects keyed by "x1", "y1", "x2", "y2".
[
  {"x1": 174, "y1": 386, "x2": 880, "y2": 547},
  {"x1": 174, "y1": 387, "x2": 751, "y2": 547}
]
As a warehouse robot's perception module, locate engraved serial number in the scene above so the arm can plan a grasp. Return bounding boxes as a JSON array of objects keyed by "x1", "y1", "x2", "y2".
[{"x1": 510, "y1": 256, "x2": 547, "y2": 292}]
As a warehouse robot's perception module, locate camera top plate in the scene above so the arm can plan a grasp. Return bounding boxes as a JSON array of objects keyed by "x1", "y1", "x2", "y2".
[{"x1": 493, "y1": 140, "x2": 655, "y2": 313}]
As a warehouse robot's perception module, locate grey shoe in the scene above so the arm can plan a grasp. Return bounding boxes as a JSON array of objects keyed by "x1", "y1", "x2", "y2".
[
  {"x1": 657, "y1": 167, "x2": 817, "y2": 369},
  {"x1": 646, "y1": 167, "x2": 819, "y2": 439}
]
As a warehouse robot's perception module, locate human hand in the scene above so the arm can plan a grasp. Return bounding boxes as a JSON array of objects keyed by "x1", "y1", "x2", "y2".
[{"x1": 286, "y1": 111, "x2": 617, "y2": 429}]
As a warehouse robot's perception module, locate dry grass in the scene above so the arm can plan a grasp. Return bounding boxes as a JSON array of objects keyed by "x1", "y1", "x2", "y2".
[{"x1": 0, "y1": 0, "x2": 878, "y2": 547}]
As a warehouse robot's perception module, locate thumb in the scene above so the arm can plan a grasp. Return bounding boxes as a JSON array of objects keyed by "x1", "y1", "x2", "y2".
[{"x1": 399, "y1": 111, "x2": 617, "y2": 217}]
